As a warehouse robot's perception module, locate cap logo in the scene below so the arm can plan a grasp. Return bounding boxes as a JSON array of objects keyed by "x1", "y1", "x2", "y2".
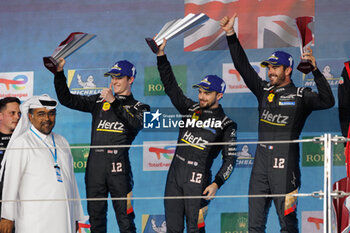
[
  {"x1": 269, "y1": 53, "x2": 278, "y2": 60},
  {"x1": 288, "y1": 57, "x2": 293, "y2": 67},
  {"x1": 111, "y1": 73, "x2": 121, "y2": 77},
  {"x1": 202, "y1": 78, "x2": 211, "y2": 85},
  {"x1": 221, "y1": 82, "x2": 225, "y2": 93},
  {"x1": 112, "y1": 64, "x2": 122, "y2": 71}
]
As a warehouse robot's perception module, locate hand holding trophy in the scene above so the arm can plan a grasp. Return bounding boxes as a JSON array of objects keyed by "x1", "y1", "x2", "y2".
[
  {"x1": 43, "y1": 32, "x2": 96, "y2": 74},
  {"x1": 295, "y1": 16, "x2": 314, "y2": 74},
  {"x1": 145, "y1": 13, "x2": 209, "y2": 53}
]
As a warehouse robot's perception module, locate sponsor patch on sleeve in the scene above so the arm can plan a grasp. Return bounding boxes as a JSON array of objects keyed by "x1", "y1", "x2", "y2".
[{"x1": 279, "y1": 101, "x2": 295, "y2": 106}]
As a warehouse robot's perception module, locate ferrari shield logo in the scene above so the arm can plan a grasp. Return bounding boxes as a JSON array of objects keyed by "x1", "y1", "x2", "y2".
[
  {"x1": 192, "y1": 112, "x2": 199, "y2": 121},
  {"x1": 267, "y1": 93, "x2": 275, "y2": 103}
]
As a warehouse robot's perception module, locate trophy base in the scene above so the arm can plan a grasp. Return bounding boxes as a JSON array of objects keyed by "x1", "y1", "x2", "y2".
[
  {"x1": 297, "y1": 59, "x2": 314, "y2": 74},
  {"x1": 145, "y1": 38, "x2": 159, "y2": 54},
  {"x1": 43, "y1": 56, "x2": 58, "y2": 74}
]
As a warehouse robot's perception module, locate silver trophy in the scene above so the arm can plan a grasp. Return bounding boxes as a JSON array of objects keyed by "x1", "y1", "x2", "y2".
[
  {"x1": 145, "y1": 13, "x2": 209, "y2": 53},
  {"x1": 43, "y1": 32, "x2": 96, "y2": 74}
]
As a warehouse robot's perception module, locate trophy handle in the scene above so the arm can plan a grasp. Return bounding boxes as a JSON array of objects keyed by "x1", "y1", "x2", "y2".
[
  {"x1": 297, "y1": 59, "x2": 314, "y2": 74},
  {"x1": 145, "y1": 38, "x2": 159, "y2": 54},
  {"x1": 43, "y1": 56, "x2": 58, "y2": 74}
]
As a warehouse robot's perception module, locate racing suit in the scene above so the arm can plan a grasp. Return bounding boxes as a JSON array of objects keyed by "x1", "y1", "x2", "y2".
[
  {"x1": 54, "y1": 71, "x2": 150, "y2": 233},
  {"x1": 338, "y1": 61, "x2": 350, "y2": 138},
  {"x1": 226, "y1": 34, "x2": 334, "y2": 233},
  {"x1": 157, "y1": 55, "x2": 237, "y2": 233}
]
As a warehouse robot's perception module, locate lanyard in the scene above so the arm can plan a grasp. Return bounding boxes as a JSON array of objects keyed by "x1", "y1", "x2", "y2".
[{"x1": 30, "y1": 127, "x2": 58, "y2": 167}]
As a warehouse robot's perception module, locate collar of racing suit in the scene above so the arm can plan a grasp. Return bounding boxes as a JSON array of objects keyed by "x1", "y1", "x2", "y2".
[
  {"x1": 270, "y1": 82, "x2": 295, "y2": 93},
  {"x1": 114, "y1": 94, "x2": 135, "y2": 102}
]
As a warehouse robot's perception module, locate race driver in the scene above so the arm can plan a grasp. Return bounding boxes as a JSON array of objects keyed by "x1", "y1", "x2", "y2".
[
  {"x1": 221, "y1": 14, "x2": 335, "y2": 232},
  {"x1": 53, "y1": 58, "x2": 150, "y2": 233},
  {"x1": 155, "y1": 39, "x2": 238, "y2": 233}
]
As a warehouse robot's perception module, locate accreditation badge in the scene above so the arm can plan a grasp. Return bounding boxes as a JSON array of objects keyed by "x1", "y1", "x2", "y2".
[
  {"x1": 55, "y1": 165, "x2": 63, "y2": 183},
  {"x1": 102, "y1": 102, "x2": 111, "y2": 111},
  {"x1": 267, "y1": 93, "x2": 275, "y2": 103}
]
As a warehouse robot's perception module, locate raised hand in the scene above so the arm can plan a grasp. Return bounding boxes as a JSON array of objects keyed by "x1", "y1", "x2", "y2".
[
  {"x1": 220, "y1": 13, "x2": 237, "y2": 36},
  {"x1": 57, "y1": 57, "x2": 66, "y2": 72},
  {"x1": 100, "y1": 82, "x2": 116, "y2": 103}
]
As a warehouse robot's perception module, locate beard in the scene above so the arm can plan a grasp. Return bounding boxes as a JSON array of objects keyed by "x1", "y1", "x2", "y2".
[
  {"x1": 199, "y1": 99, "x2": 216, "y2": 109},
  {"x1": 269, "y1": 73, "x2": 286, "y2": 86}
]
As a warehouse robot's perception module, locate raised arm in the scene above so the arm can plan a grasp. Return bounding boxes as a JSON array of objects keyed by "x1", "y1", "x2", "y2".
[
  {"x1": 221, "y1": 14, "x2": 267, "y2": 98},
  {"x1": 156, "y1": 39, "x2": 196, "y2": 114},
  {"x1": 54, "y1": 58, "x2": 96, "y2": 113},
  {"x1": 301, "y1": 49, "x2": 335, "y2": 110}
]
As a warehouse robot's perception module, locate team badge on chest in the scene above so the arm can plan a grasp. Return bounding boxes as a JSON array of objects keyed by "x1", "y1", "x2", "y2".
[
  {"x1": 192, "y1": 111, "x2": 201, "y2": 121},
  {"x1": 102, "y1": 102, "x2": 111, "y2": 111},
  {"x1": 267, "y1": 93, "x2": 275, "y2": 103}
]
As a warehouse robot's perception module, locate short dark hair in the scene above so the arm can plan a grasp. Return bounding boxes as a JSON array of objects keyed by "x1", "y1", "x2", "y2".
[
  {"x1": 282, "y1": 65, "x2": 293, "y2": 78},
  {"x1": 0, "y1": 97, "x2": 20, "y2": 112}
]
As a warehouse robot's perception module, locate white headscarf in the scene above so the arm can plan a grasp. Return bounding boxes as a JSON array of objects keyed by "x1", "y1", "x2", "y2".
[{"x1": 0, "y1": 94, "x2": 57, "y2": 180}]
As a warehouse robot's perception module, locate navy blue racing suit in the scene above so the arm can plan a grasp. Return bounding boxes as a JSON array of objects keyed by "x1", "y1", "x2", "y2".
[
  {"x1": 157, "y1": 55, "x2": 238, "y2": 233},
  {"x1": 226, "y1": 34, "x2": 334, "y2": 233},
  {"x1": 54, "y1": 71, "x2": 150, "y2": 233}
]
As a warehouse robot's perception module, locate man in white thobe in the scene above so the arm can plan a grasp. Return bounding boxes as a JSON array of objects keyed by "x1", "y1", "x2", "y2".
[{"x1": 0, "y1": 94, "x2": 84, "y2": 233}]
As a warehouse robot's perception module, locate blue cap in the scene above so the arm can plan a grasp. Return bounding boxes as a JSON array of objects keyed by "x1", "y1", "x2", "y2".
[
  {"x1": 104, "y1": 60, "x2": 137, "y2": 78},
  {"x1": 260, "y1": 51, "x2": 294, "y2": 69},
  {"x1": 192, "y1": 75, "x2": 226, "y2": 93}
]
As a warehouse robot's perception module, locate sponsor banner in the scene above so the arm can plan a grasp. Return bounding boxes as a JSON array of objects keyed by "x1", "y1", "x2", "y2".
[
  {"x1": 0, "y1": 71, "x2": 33, "y2": 100},
  {"x1": 70, "y1": 143, "x2": 90, "y2": 173},
  {"x1": 78, "y1": 216, "x2": 91, "y2": 233},
  {"x1": 302, "y1": 136, "x2": 345, "y2": 167},
  {"x1": 302, "y1": 60, "x2": 344, "y2": 90},
  {"x1": 67, "y1": 68, "x2": 109, "y2": 96},
  {"x1": 144, "y1": 65, "x2": 187, "y2": 96},
  {"x1": 143, "y1": 141, "x2": 176, "y2": 171},
  {"x1": 221, "y1": 212, "x2": 248, "y2": 233},
  {"x1": 302, "y1": 211, "x2": 323, "y2": 233},
  {"x1": 184, "y1": 0, "x2": 314, "y2": 51},
  {"x1": 236, "y1": 141, "x2": 255, "y2": 168},
  {"x1": 142, "y1": 214, "x2": 167, "y2": 233},
  {"x1": 223, "y1": 62, "x2": 266, "y2": 93}
]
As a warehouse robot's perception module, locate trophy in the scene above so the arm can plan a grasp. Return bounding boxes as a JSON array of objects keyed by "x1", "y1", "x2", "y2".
[
  {"x1": 43, "y1": 32, "x2": 96, "y2": 74},
  {"x1": 295, "y1": 16, "x2": 314, "y2": 74},
  {"x1": 145, "y1": 13, "x2": 209, "y2": 53}
]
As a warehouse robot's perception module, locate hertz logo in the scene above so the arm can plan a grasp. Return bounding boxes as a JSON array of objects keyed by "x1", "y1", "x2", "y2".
[
  {"x1": 97, "y1": 120, "x2": 124, "y2": 133},
  {"x1": 260, "y1": 109, "x2": 289, "y2": 126},
  {"x1": 181, "y1": 131, "x2": 208, "y2": 150}
]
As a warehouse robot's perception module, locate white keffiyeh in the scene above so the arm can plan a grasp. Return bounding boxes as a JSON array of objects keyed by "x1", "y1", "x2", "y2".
[{"x1": 0, "y1": 94, "x2": 57, "y2": 180}]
